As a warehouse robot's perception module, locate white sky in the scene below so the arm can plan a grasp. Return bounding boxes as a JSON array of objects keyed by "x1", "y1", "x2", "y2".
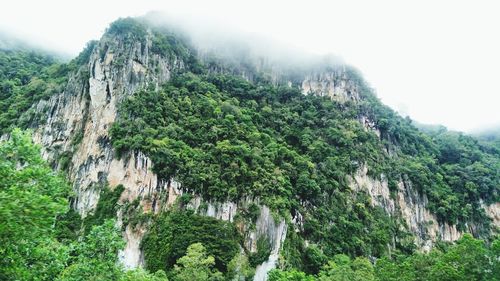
[{"x1": 1, "y1": 0, "x2": 499, "y2": 132}]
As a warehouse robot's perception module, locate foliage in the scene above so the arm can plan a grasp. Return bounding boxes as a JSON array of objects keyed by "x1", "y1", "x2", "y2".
[
  {"x1": 303, "y1": 245, "x2": 328, "y2": 275},
  {"x1": 57, "y1": 219, "x2": 125, "y2": 281},
  {"x1": 150, "y1": 29, "x2": 190, "y2": 61},
  {"x1": 106, "y1": 17, "x2": 148, "y2": 42},
  {"x1": 317, "y1": 255, "x2": 375, "y2": 281},
  {"x1": 120, "y1": 269, "x2": 169, "y2": 281},
  {"x1": 249, "y1": 237, "x2": 272, "y2": 267},
  {"x1": 0, "y1": 129, "x2": 69, "y2": 280},
  {"x1": 272, "y1": 234, "x2": 499, "y2": 281},
  {"x1": 374, "y1": 234, "x2": 499, "y2": 281},
  {"x1": 227, "y1": 251, "x2": 255, "y2": 280},
  {"x1": 0, "y1": 42, "x2": 94, "y2": 133},
  {"x1": 83, "y1": 184, "x2": 125, "y2": 232},
  {"x1": 142, "y1": 210, "x2": 241, "y2": 274},
  {"x1": 268, "y1": 269, "x2": 316, "y2": 281},
  {"x1": 171, "y1": 243, "x2": 224, "y2": 281},
  {"x1": 122, "y1": 197, "x2": 151, "y2": 230},
  {"x1": 111, "y1": 72, "x2": 399, "y2": 259},
  {"x1": 55, "y1": 208, "x2": 82, "y2": 242},
  {"x1": 281, "y1": 225, "x2": 308, "y2": 270}
]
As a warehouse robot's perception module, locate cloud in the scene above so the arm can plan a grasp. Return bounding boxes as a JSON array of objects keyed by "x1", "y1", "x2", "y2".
[{"x1": 1, "y1": 0, "x2": 499, "y2": 132}]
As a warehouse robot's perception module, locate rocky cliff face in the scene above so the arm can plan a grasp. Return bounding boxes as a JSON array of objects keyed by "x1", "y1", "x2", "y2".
[
  {"x1": 349, "y1": 165, "x2": 463, "y2": 251},
  {"x1": 26, "y1": 25, "x2": 498, "y2": 280},
  {"x1": 32, "y1": 32, "x2": 179, "y2": 216},
  {"x1": 301, "y1": 68, "x2": 360, "y2": 102}
]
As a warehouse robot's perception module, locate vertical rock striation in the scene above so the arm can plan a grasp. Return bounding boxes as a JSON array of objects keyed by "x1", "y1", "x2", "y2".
[{"x1": 349, "y1": 164, "x2": 472, "y2": 251}]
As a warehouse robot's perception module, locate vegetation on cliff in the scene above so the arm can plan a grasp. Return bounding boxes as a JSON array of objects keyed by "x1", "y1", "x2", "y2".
[
  {"x1": 1, "y1": 16, "x2": 499, "y2": 281},
  {"x1": 1, "y1": 131, "x2": 497, "y2": 280},
  {"x1": 0, "y1": 130, "x2": 170, "y2": 280},
  {"x1": 270, "y1": 234, "x2": 500, "y2": 281},
  {"x1": 0, "y1": 42, "x2": 96, "y2": 134}
]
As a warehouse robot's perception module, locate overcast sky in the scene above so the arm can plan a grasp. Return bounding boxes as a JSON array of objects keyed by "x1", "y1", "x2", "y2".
[{"x1": 1, "y1": 0, "x2": 499, "y2": 132}]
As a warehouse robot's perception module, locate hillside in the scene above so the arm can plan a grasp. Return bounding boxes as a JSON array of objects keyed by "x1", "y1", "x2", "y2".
[{"x1": 0, "y1": 16, "x2": 499, "y2": 281}]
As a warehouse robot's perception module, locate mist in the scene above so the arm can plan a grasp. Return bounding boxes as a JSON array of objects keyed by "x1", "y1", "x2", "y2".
[
  {"x1": 1, "y1": 0, "x2": 499, "y2": 133},
  {"x1": 141, "y1": 11, "x2": 346, "y2": 76}
]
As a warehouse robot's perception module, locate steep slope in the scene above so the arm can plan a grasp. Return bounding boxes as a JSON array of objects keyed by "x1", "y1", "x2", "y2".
[
  {"x1": 2, "y1": 17, "x2": 498, "y2": 280},
  {"x1": 0, "y1": 45, "x2": 73, "y2": 133}
]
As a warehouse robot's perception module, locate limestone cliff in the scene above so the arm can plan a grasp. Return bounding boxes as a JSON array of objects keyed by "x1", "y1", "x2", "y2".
[
  {"x1": 349, "y1": 165, "x2": 464, "y2": 251},
  {"x1": 24, "y1": 19, "x2": 499, "y2": 281},
  {"x1": 32, "y1": 31, "x2": 179, "y2": 216}
]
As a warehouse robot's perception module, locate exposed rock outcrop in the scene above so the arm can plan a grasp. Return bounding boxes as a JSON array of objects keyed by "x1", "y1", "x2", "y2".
[
  {"x1": 301, "y1": 67, "x2": 360, "y2": 102},
  {"x1": 349, "y1": 165, "x2": 466, "y2": 251},
  {"x1": 32, "y1": 32, "x2": 180, "y2": 216}
]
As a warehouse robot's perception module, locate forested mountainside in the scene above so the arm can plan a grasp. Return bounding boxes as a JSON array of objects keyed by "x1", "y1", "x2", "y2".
[
  {"x1": 476, "y1": 127, "x2": 500, "y2": 152},
  {"x1": 0, "y1": 16, "x2": 499, "y2": 281}
]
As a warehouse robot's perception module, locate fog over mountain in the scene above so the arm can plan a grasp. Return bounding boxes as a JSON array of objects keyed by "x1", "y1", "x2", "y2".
[{"x1": 1, "y1": 0, "x2": 499, "y2": 132}]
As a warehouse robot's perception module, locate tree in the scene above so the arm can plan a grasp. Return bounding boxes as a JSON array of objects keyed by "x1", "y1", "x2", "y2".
[
  {"x1": 268, "y1": 269, "x2": 315, "y2": 281},
  {"x1": 120, "y1": 268, "x2": 169, "y2": 281},
  {"x1": 227, "y1": 252, "x2": 254, "y2": 281},
  {"x1": 374, "y1": 235, "x2": 499, "y2": 281},
  {"x1": 0, "y1": 129, "x2": 69, "y2": 280},
  {"x1": 58, "y1": 219, "x2": 125, "y2": 281},
  {"x1": 303, "y1": 245, "x2": 328, "y2": 274},
  {"x1": 142, "y1": 210, "x2": 240, "y2": 273},
  {"x1": 172, "y1": 243, "x2": 224, "y2": 281},
  {"x1": 318, "y1": 255, "x2": 374, "y2": 281},
  {"x1": 430, "y1": 234, "x2": 489, "y2": 281},
  {"x1": 351, "y1": 257, "x2": 375, "y2": 281},
  {"x1": 318, "y1": 256, "x2": 354, "y2": 281}
]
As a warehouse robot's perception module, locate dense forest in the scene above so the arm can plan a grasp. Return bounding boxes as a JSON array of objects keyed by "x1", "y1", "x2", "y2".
[
  {"x1": 0, "y1": 17, "x2": 499, "y2": 280},
  {"x1": 0, "y1": 130, "x2": 498, "y2": 281}
]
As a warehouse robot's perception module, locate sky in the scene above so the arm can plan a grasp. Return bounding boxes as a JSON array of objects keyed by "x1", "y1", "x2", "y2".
[{"x1": 1, "y1": 0, "x2": 499, "y2": 132}]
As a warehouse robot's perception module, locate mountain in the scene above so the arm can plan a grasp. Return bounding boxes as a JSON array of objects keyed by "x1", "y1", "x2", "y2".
[
  {"x1": 475, "y1": 126, "x2": 500, "y2": 149},
  {"x1": 0, "y1": 16, "x2": 498, "y2": 280}
]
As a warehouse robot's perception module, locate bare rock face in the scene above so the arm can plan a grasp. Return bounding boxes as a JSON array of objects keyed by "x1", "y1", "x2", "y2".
[
  {"x1": 348, "y1": 165, "x2": 497, "y2": 251},
  {"x1": 301, "y1": 67, "x2": 360, "y2": 102},
  {"x1": 483, "y1": 202, "x2": 500, "y2": 227},
  {"x1": 396, "y1": 180, "x2": 462, "y2": 250},
  {"x1": 118, "y1": 220, "x2": 147, "y2": 269},
  {"x1": 252, "y1": 207, "x2": 287, "y2": 281},
  {"x1": 32, "y1": 32, "x2": 181, "y2": 216}
]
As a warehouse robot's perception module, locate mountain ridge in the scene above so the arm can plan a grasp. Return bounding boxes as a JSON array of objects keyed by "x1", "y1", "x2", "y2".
[{"x1": 0, "y1": 15, "x2": 498, "y2": 281}]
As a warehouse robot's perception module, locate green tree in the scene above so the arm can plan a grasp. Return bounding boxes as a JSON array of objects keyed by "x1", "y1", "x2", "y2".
[
  {"x1": 142, "y1": 210, "x2": 240, "y2": 273},
  {"x1": 172, "y1": 243, "x2": 224, "y2": 281},
  {"x1": 268, "y1": 269, "x2": 316, "y2": 281},
  {"x1": 318, "y1": 255, "x2": 374, "y2": 281},
  {"x1": 227, "y1": 252, "x2": 254, "y2": 280},
  {"x1": 0, "y1": 46, "x2": 87, "y2": 133},
  {"x1": 430, "y1": 234, "x2": 490, "y2": 281},
  {"x1": 120, "y1": 269, "x2": 169, "y2": 281},
  {"x1": 374, "y1": 234, "x2": 499, "y2": 281},
  {"x1": 303, "y1": 245, "x2": 328, "y2": 274},
  {"x1": 0, "y1": 129, "x2": 69, "y2": 280},
  {"x1": 490, "y1": 237, "x2": 500, "y2": 280},
  {"x1": 351, "y1": 257, "x2": 375, "y2": 281},
  {"x1": 58, "y1": 219, "x2": 125, "y2": 281}
]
